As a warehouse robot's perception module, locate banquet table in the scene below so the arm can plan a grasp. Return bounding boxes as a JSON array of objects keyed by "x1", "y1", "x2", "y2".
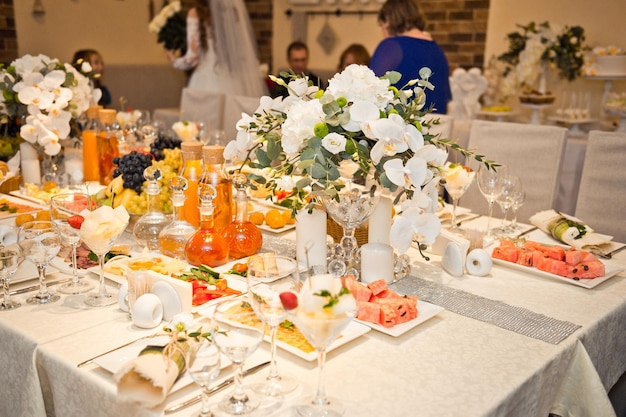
[{"x1": 0, "y1": 212, "x2": 624, "y2": 417}]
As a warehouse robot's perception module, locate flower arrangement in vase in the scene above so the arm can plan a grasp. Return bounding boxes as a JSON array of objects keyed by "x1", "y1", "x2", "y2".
[{"x1": 223, "y1": 64, "x2": 496, "y2": 253}]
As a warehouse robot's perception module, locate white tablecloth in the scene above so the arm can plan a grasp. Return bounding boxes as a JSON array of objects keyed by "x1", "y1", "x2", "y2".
[{"x1": 1, "y1": 224, "x2": 624, "y2": 417}]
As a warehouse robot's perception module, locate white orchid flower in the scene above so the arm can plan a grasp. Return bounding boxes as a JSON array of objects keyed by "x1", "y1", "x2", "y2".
[
  {"x1": 390, "y1": 206, "x2": 441, "y2": 253},
  {"x1": 275, "y1": 176, "x2": 295, "y2": 192},
  {"x1": 342, "y1": 100, "x2": 380, "y2": 133},
  {"x1": 383, "y1": 155, "x2": 428, "y2": 188}
]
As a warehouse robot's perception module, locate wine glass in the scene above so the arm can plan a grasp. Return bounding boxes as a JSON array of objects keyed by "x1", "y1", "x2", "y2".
[
  {"x1": 509, "y1": 189, "x2": 526, "y2": 233},
  {"x1": 443, "y1": 166, "x2": 476, "y2": 233},
  {"x1": 476, "y1": 164, "x2": 507, "y2": 237},
  {"x1": 187, "y1": 339, "x2": 221, "y2": 417},
  {"x1": 247, "y1": 256, "x2": 299, "y2": 397},
  {"x1": 211, "y1": 298, "x2": 267, "y2": 415},
  {"x1": 80, "y1": 206, "x2": 130, "y2": 307},
  {"x1": 50, "y1": 193, "x2": 95, "y2": 294},
  {"x1": 0, "y1": 249, "x2": 20, "y2": 310},
  {"x1": 17, "y1": 221, "x2": 61, "y2": 304},
  {"x1": 494, "y1": 175, "x2": 522, "y2": 236},
  {"x1": 290, "y1": 273, "x2": 358, "y2": 417}
]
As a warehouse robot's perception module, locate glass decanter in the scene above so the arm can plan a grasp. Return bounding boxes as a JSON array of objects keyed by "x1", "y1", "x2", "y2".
[
  {"x1": 185, "y1": 183, "x2": 229, "y2": 267},
  {"x1": 222, "y1": 173, "x2": 262, "y2": 259},
  {"x1": 158, "y1": 176, "x2": 198, "y2": 260},
  {"x1": 133, "y1": 166, "x2": 171, "y2": 250}
]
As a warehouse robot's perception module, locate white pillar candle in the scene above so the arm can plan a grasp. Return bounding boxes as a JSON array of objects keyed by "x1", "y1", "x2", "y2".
[
  {"x1": 368, "y1": 196, "x2": 392, "y2": 245},
  {"x1": 296, "y1": 208, "x2": 327, "y2": 269},
  {"x1": 360, "y1": 242, "x2": 394, "y2": 283},
  {"x1": 21, "y1": 159, "x2": 41, "y2": 184}
]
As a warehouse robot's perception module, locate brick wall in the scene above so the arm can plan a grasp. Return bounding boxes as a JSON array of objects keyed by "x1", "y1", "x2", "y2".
[
  {"x1": 244, "y1": 0, "x2": 273, "y2": 68},
  {"x1": 419, "y1": 0, "x2": 490, "y2": 70},
  {"x1": 0, "y1": 0, "x2": 17, "y2": 65}
]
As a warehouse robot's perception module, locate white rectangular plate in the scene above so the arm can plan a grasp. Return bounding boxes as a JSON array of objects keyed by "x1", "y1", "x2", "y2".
[
  {"x1": 0, "y1": 193, "x2": 44, "y2": 218},
  {"x1": 491, "y1": 257, "x2": 624, "y2": 289},
  {"x1": 248, "y1": 202, "x2": 295, "y2": 234},
  {"x1": 198, "y1": 308, "x2": 371, "y2": 362},
  {"x1": 355, "y1": 300, "x2": 444, "y2": 337},
  {"x1": 12, "y1": 261, "x2": 59, "y2": 284},
  {"x1": 93, "y1": 335, "x2": 231, "y2": 394}
]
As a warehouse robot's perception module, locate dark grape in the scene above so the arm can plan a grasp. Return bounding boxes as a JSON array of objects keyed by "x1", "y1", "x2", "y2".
[
  {"x1": 150, "y1": 133, "x2": 182, "y2": 161},
  {"x1": 112, "y1": 151, "x2": 154, "y2": 194}
]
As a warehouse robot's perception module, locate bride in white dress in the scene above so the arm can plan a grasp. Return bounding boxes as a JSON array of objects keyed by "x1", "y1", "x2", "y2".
[{"x1": 168, "y1": 0, "x2": 267, "y2": 98}]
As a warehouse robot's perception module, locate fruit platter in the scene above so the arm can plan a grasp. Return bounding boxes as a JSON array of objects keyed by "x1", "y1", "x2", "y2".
[
  {"x1": 345, "y1": 276, "x2": 444, "y2": 336},
  {"x1": 491, "y1": 239, "x2": 624, "y2": 289}
]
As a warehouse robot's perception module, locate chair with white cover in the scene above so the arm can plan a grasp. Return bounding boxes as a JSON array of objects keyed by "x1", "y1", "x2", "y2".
[
  {"x1": 459, "y1": 120, "x2": 567, "y2": 224},
  {"x1": 222, "y1": 95, "x2": 262, "y2": 144},
  {"x1": 179, "y1": 88, "x2": 225, "y2": 132},
  {"x1": 574, "y1": 130, "x2": 626, "y2": 242}
]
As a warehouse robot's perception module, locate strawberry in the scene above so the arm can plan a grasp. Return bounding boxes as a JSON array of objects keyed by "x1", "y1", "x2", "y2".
[
  {"x1": 68, "y1": 215, "x2": 84, "y2": 229},
  {"x1": 279, "y1": 291, "x2": 298, "y2": 310}
]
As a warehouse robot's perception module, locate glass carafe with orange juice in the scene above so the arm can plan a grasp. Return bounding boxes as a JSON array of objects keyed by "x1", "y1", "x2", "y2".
[
  {"x1": 82, "y1": 105, "x2": 102, "y2": 182},
  {"x1": 97, "y1": 109, "x2": 119, "y2": 185},
  {"x1": 222, "y1": 173, "x2": 262, "y2": 259},
  {"x1": 185, "y1": 183, "x2": 229, "y2": 267},
  {"x1": 199, "y1": 145, "x2": 232, "y2": 232},
  {"x1": 180, "y1": 141, "x2": 203, "y2": 228},
  {"x1": 158, "y1": 176, "x2": 198, "y2": 260}
]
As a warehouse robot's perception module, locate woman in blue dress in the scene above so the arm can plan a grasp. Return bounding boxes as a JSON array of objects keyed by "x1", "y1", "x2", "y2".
[{"x1": 370, "y1": 0, "x2": 452, "y2": 114}]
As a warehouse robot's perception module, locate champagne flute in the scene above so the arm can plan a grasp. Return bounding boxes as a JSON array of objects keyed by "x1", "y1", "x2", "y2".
[
  {"x1": 476, "y1": 164, "x2": 507, "y2": 237},
  {"x1": 211, "y1": 298, "x2": 267, "y2": 415},
  {"x1": 17, "y1": 221, "x2": 61, "y2": 304},
  {"x1": 187, "y1": 339, "x2": 221, "y2": 417},
  {"x1": 80, "y1": 206, "x2": 130, "y2": 307},
  {"x1": 247, "y1": 256, "x2": 299, "y2": 397},
  {"x1": 290, "y1": 273, "x2": 358, "y2": 417},
  {"x1": 443, "y1": 165, "x2": 476, "y2": 233},
  {"x1": 50, "y1": 193, "x2": 95, "y2": 294},
  {"x1": 509, "y1": 189, "x2": 526, "y2": 233},
  {"x1": 0, "y1": 249, "x2": 20, "y2": 310},
  {"x1": 494, "y1": 175, "x2": 522, "y2": 236}
]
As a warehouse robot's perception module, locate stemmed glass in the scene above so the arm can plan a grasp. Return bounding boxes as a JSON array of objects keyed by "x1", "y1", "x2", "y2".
[
  {"x1": 17, "y1": 221, "x2": 61, "y2": 304},
  {"x1": 476, "y1": 164, "x2": 507, "y2": 237},
  {"x1": 80, "y1": 206, "x2": 129, "y2": 307},
  {"x1": 443, "y1": 166, "x2": 476, "y2": 233},
  {"x1": 187, "y1": 339, "x2": 221, "y2": 417},
  {"x1": 0, "y1": 249, "x2": 20, "y2": 310},
  {"x1": 211, "y1": 298, "x2": 267, "y2": 415},
  {"x1": 290, "y1": 273, "x2": 358, "y2": 417},
  {"x1": 494, "y1": 175, "x2": 522, "y2": 236},
  {"x1": 509, "y1": 189, "x2": 526, "y2": 233},
  {"x1": 50, "y1": 193, "x2": 95, "y2": 294},
  {"x1": 247, "y1": 256, "x2": 299, "y2": 397}
]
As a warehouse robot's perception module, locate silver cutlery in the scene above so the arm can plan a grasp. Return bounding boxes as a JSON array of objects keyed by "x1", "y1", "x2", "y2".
[
  {"x1": 515, "y1": 226, "x2": 539, "y2": 238},
  {"x1": 76, "y1": 335, "x2": 158, "y2": 368},
  {"x1": 164, "y1": 360, "x2": 271, "y2": 414},
  {"x1": 454, "y1": 213, "x2": 481, "y2": 227},
  {"x1": 9, "y1": 278, "x2": 73, "y2": 296}
]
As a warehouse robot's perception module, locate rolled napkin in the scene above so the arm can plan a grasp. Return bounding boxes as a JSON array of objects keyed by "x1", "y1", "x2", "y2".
[
  {"x1": 113, "y1": 313, "x2": 201, "y2": 408},
  {"x1": 113, "y1": 345, "x2": 183, "y2": 408},
  {"x1": 529, "y1": 210, "x2": 612, "y2": 250}
]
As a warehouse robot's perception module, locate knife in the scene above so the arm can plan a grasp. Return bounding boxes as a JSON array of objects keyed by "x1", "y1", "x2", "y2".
[
  {"x1": 516, "y1": 226, "x2": 538, "y2": 238},
  {"x1": 164, "y1": 360, "x2": 271, "y2": 414},
  {"x1": 76, "y1": 335, "x2": 158, "y2": 368},
  {"x1": 10, "y1": 278, "x2": 73, "y2": 296}
]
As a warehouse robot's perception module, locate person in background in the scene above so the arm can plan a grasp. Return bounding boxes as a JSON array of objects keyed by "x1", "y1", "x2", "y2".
[
  {"x1": 369, "y1": 0, "x2": 451, "y2": 113},
  {"x1": 337, "y1": 43, "x2": 371, "y2": 72},
  {"x1": 270, "y1": 41, "x2": 324, "y2": 98},
  {"x1": 167, "y1": 0, "x2": 267, "y2": 97},
  {"x1": 72, "y1": 49, "x2": 111, "y2": 107}
]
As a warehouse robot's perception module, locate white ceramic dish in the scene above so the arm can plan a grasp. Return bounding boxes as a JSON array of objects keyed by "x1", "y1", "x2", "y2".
[
  {"x1": 212, "y1": 256, "x2": 298, "y2": 283},
  {"x1": 151, "y1": 281, "x2": 182, "y2": 321},
  {"x1": 0, "y1": 193, "x2": 44, "y2": 218},
  {"x1": 248, "y1": 203, "x2": 296, "y2": 234},
  {"x1": 198, "y1": 306, "x2": 370, "y2": 362},
  {"x1": 93, "y1": 335, "x2": 231, "y2": 394},
  {"x1": 12, "y1": 261, "x2": 59, "y2": 284},
  {"x1": 491, "y1": 257, "x2": 624, "y2": 289},
  {"x1": 355, "y1": 300, "x2": 445, "y2": 337},
  {"x1": 49, "y1": 256, "x2": 89, "y2": 277}
]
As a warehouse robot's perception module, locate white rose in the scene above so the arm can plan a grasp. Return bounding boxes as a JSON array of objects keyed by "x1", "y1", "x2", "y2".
[{"x1": 321, "y1": 132, "x2": 346, "y2": 154}]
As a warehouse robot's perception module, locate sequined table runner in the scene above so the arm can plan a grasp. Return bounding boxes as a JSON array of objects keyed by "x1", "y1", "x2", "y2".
[{"x1": 391, "y1": 275, "x2": 581, "y2": 345}]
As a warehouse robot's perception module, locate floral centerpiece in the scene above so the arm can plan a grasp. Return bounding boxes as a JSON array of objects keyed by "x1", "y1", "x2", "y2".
[
  {"x1": 498, "y1": 21, "x2": 586, "y2": 97},
  {"x1": 223, "y1": 64, "x2": 495, "y2": 253},
  {"x1": 0, "y1": 54, "x2": 100, "y2": 155},
  {"x1": 148, "y1": 1, "x2": 187, "y2": 56}
]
